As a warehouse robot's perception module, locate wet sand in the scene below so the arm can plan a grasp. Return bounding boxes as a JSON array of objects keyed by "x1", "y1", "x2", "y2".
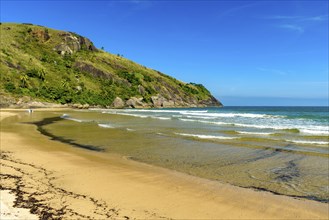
[{"x1": 0, "y1": 109, "x2": 328, "y2": 219}]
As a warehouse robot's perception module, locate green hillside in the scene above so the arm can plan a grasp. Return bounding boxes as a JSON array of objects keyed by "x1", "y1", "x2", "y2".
[{"x1": 0, "y1": 23, "x2": 222, "y2": 108}]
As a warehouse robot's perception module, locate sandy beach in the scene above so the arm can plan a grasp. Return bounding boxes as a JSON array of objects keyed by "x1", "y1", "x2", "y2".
[{"x1": 1, "y1": 109, "x2": 328, "y2": 219}]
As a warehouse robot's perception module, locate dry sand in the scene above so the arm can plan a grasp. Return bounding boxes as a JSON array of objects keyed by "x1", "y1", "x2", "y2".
[
  {"x1": 1, "y1": 110, "x2": 328, "y2": 219},
  {"x1": 1, "y1": 190, "x2": 39, "y2": 220}
]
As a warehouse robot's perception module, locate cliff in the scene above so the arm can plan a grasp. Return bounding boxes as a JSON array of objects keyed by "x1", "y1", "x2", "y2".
[{"x1": 0, "y1": 23, "x2": 222, "y2": 108}]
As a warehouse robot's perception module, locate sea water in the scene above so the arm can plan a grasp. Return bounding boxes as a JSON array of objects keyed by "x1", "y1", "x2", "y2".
[{"x1": 11, "y1": 106, "x2": 329, "y2": 202}]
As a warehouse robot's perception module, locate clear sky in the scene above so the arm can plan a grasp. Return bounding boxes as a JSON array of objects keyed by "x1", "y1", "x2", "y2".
[{"x1": 1, "y1": 0, "x2": 328, "y2": 106}]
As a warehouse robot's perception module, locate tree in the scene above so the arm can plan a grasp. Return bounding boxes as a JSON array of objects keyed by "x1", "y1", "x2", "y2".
[
  {"x1": 61, "y1": 80, "x2": 69, "y2": 89},
  {"x1": 38, "y1": 69, "x2": 46, "y2": 81},
  {"x1": 20, "y1": 74, "x2": 29, "y2": 88}
]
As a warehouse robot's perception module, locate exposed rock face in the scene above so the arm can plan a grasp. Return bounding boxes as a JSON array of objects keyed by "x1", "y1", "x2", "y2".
[
  {"x1": 0, "y1": 94, "x2": 65, "y2": 108},
  {"x1": 111, "y1": 97, "x2": 125, "y2": 108},
  {"x1": 54, "y1": 44, "x2": 73, "y2": 55},
  {"x1": 149, "y1": 94, "x2": 220, "y2": 108},
  {"x1": 54, "y1": 32, "x2": 97, "y2": 55},
  {"x1": 3, "y1": 60, "x2": 24, "y2": 70},
  {"x1": 199, "y1": 96, "x2": 222, "y2": 107},
  {"x1": 63, "y1": 34, "x2": 80, "y2": 52},
  {"x1": 73, "y1": 62, "x2": 113, "y2": 79},
  {"x1": 78, "y1": 35, "x2": 97, "y2": 51},
  {"x1": 125, "y1": 97, "x2": 145, "y2": 108},
  {"x1": 138, "y1": 85, "x2": 146, "y2": 95},
  {"x1": 162, "y1": 100, "x2": 175, "y2": 108},
  {"x1": 151, "y1": 95, "x2": 167, "y2": 108},
  {"x1": 31, "y1": 29, "x2": 50, "y2": 42}
]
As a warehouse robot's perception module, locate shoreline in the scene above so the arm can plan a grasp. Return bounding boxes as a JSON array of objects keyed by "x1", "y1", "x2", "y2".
[
  {"x1": 1, "y1": 110, "x2": 328, "y2": 219},
  {"x1": 29, "y1": 114, "x2": 329, "y2": 203}
]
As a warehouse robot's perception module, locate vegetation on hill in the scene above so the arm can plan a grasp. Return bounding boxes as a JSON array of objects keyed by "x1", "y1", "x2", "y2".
[{"x1": 0, "y1": 23, "x2": 222, "y2": 108}]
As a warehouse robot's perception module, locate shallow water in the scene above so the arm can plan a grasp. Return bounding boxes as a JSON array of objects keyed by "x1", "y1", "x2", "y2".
[{"x1": 3, "y1": 106, "x2": 329, "y2": 202}]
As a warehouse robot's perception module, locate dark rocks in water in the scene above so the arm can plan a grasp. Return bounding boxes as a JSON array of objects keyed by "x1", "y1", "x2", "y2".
[{"x1": 273, "y1": 160, "x2": 300, "y2": 182}]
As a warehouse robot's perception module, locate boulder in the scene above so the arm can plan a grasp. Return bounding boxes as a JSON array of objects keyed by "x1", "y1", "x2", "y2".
[
  {"x1": 151, "y1": 95, "x2": 167, "y2": 108},
  {"x1": 78, "y1": 36, "x2": 97, "y2": 51},
  {"x1": 111, "y1": 97, "x2": 125, "y2": 108},
  {"x1": 125, "y1": 97, "x2": 145, "y2": 108},
  {"x1": 162, "y1": 100, "x2": 175, "y2": 108},
  {"x1": 64, "y1": 35, "x2": 80, "y2": 52},
  {"x1": 54, "y1": 43, "x2": 73, "y2": 55},
  {"x1": 54, "y1": 32, "x2": 98, "y2": 56},
  {"x1": 73, "y1": 104, "x2": 90, "y2": 109},
  {"x1": 138, "y1": 85, "x2": 146, "y2": 95}
]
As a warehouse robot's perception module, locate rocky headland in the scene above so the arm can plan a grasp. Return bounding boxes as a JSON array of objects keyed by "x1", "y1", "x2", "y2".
[{"x1": 1, "y1": 23, "x2": 222, "y2": 109}]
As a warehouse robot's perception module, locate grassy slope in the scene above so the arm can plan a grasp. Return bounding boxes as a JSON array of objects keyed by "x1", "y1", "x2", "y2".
[{"x1": 0, "y1": 23, "x2": 221, "y2": 107}]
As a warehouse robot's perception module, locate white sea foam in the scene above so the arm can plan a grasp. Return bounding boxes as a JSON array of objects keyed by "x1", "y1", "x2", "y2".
[
  {"x1": 234, "y1": 123, "x2": 269, "y2": 129},
  {"x1": 288, "y1": 140, "x2": 329, "y2": 146},
  {"x1": 98, "y1": 123, "x2": 114, "y2": 128},
  {"x1": 180, "y1": 112, "x2": 281, "y2": 118},
  {"x1": 68, "y1": 118, "x2": 84, "y2": 123},
  {"x1": 61, "y1": 114, "x2": 84, "y2": 123},
  {"x1": 115, "y1": 113, "x2": 149, "y2": 118},
  {"x1": 151, "y1": 116, "x2": 171, "y2": 120},
  {"x1": 185, "y1": 115, "x2": 216, "y2": 119},
  {"x1": 300, "y1": 129, "x2": 329, "y2": 136},
  {"x1": 122, "y1": 109, "x2": 208, "y2": 114},
  {"x1": 179, "y1": 118, "x2": 197, "y2": 122},
  {"x1": 237, "y1": 131, "x2": 273, "y2": 135},
  {"x1": 178, "y1": 118, "x2": 231, "y2": 125},
  {"x1": 126, "y1": 128, "x2": 135, "y2": 131},
  {"x1": 233, "y1": 123, "x2": 328, "y2": 136},
  {"x1": 175, "y1": 133, "x2": 237, "y2": 140}
]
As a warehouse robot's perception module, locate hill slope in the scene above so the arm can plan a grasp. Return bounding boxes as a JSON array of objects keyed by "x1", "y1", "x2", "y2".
[{"x1": 0, "y1": 23, "x2": 222, "y2": 108}]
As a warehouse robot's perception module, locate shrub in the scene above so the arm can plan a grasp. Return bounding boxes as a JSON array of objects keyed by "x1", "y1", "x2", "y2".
[
  {"x1": 117, "y1": 71, "x2": 141, "y2": 85},
  {"x1": 4, "y1": 82, "x2": 16, "y2": 92},
  {"x1": 143, "y1": 74, "x2": 153, "y2": 82}
]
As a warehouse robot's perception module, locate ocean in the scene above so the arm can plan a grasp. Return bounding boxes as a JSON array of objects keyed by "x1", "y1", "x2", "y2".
[{"x1": 16, "y1": 106, "x2": 329, "y2": 202}]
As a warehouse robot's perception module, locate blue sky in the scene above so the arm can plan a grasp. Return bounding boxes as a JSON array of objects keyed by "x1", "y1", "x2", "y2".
[{"x1": 1, "y1": 0, "x2": 328, "y2": 106}]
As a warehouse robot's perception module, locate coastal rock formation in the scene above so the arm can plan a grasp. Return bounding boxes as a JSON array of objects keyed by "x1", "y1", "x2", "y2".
[
  {"x1": 151, "y1": 95, "x2": 167, "y2": 108},
  {"x1": 125, "y1": 97, "x2": 145, "y2": 108},
  {"x1": 72, "y1": 103, "x2": 90, "y2": 109},
  {"x1": 111, "y1": 97, "x2": 125, "y2": 108},
  {"x1": 1, "y1": 23, "x2": 222, "y2": 108}
]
